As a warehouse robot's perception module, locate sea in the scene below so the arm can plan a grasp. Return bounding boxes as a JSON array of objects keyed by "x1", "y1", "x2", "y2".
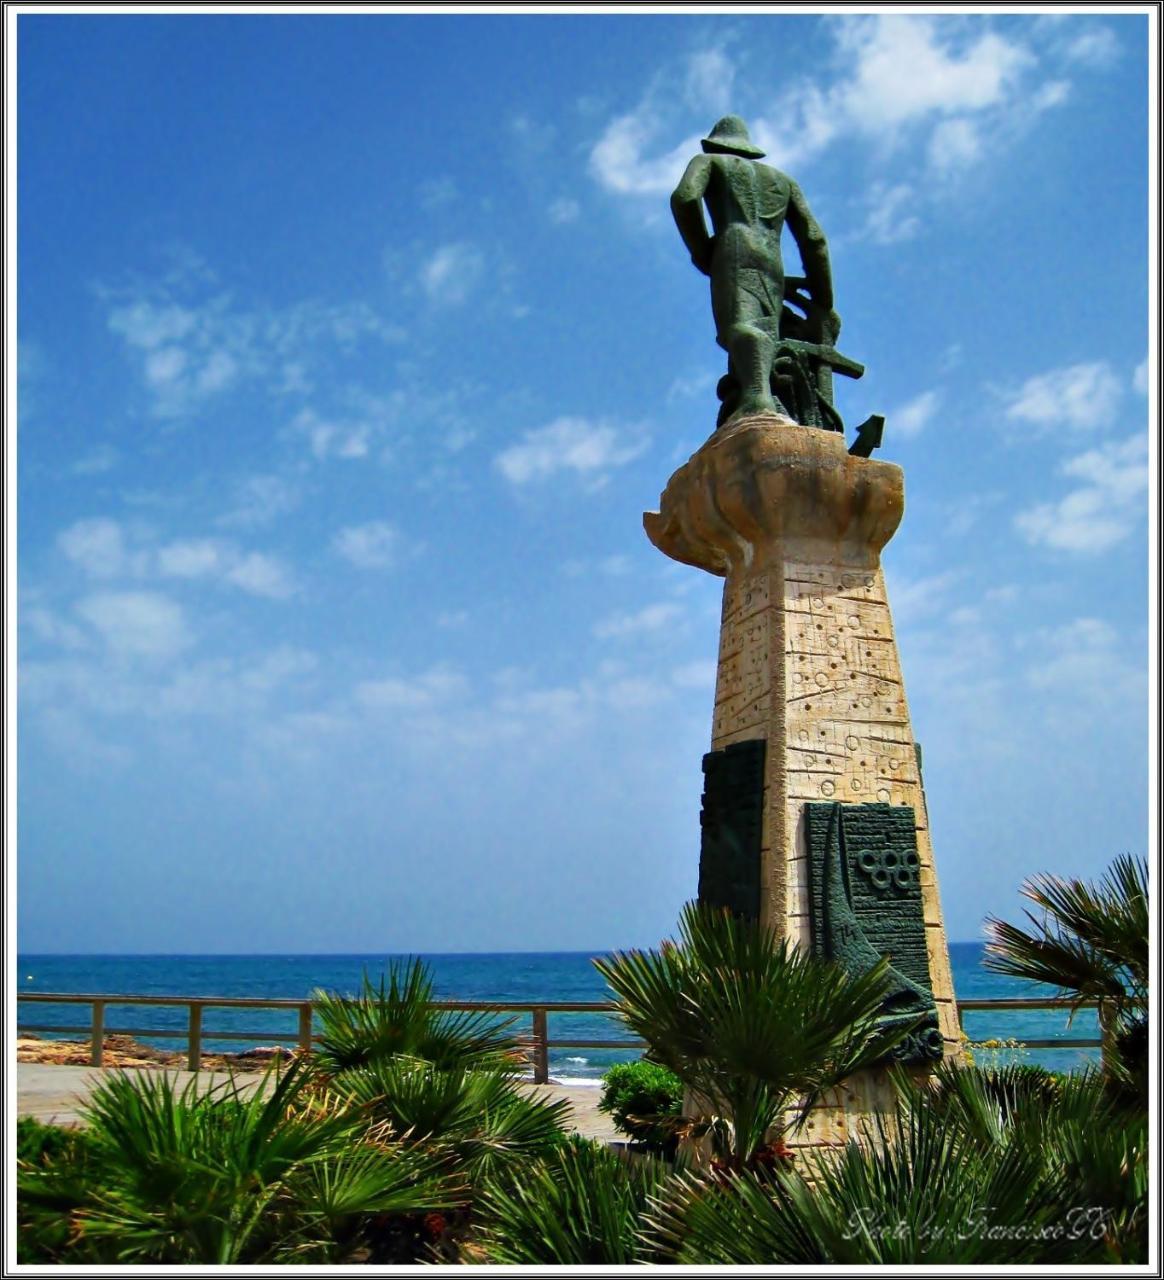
[{"x1": 16, "y1": 944, "x2": 1100, "y2": 1084}]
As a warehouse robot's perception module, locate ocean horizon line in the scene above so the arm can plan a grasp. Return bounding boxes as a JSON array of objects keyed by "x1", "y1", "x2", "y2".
[{"x1": 18, "y1": 941, "x2": 990, "y2": 961}]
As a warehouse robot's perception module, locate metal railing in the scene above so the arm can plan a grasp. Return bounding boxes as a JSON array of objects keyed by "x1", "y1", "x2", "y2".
[{"x1": 18, "y1": 993, "x2": 1103, "y2": 1083}]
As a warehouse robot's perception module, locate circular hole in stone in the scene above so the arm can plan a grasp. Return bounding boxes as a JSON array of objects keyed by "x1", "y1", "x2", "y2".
[
  {"x1": 805, "y1": 704, "x2": 812, "y2": 711},
  {"x1": 884, "y1": 851, "x2": 899, "y2": 869}
]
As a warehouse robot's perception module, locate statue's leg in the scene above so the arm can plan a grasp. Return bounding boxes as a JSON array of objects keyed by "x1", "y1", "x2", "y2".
[{"x1": 712, "y1": 269, "x2": 780, "y2": 418}]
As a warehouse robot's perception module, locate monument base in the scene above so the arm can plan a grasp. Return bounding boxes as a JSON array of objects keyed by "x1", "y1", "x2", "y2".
[{"x1": 645, "y1": 414, "x2": 962, "y2": 1153}]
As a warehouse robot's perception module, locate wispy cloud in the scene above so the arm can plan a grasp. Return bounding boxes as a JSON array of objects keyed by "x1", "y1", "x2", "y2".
[
  {"x1": 594, "y1": 601, "x2": 684, "y2": 640},
  {"x1": 217, "y1": 473, "x2": 301, "y2": 530},
  {"x1": 419, "y1": 242, "x2": 485, "y2": 306},
  {"x1": 223, "y1": 553, "x2": 297, "y2": 599},
  {"x1": 999, "y1": 360, "x2": 1122, "y2": 433},
  {"x1": 292, "y1": 407, "x2": 372, "y2": 461},
  {"x1": 495, "y1": 416, "x2": 648, "y2": 487},
  {"x1": 548, "y1": 197, "x2": 580, "y2": 225},
  {"x1": 1024, "y1": 616, "x2": 1144, "y2": 712},
  {"x1": 102, "y1": 274, "x2": 400, "y2": 419},
  {"x1": 71, "y1": 445, "x2": 119, "y2": 476},
  {"x1": 1014, "y1": 432, "x2": 1147, "y2": 553},
  {"x1": 76, "y1": 591, "x2": 191, "y2": 660},
  {"x1": 59, "y1": 518, "x2": 297, "y2": 598},
  {"x1": 1132, "y1": 357, "x2": 1148, "y2": 396},
  {"x1": 333, "y1": 521, "x2": 402, "y2": 570},
  {"x1": 589, "y1": 16, "x2": 1094, "y2": 244},
  {"x1": 1061, "y1": 25, "x2": 1121, "y2": 69},
  {"x1": 889, "y1": 388, "x2": 941, "y2": 439},
  {"x1": 58, "y1": 518, "x2": 143, "y2": 579},
  {"x1": 356, "y1": 665, "x2": 469, "y2": 712}
]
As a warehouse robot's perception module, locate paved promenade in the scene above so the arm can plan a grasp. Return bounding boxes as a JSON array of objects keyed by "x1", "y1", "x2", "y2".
[{"x1": 16, "y1": 1063, "x2": 617, "y2": 1141}]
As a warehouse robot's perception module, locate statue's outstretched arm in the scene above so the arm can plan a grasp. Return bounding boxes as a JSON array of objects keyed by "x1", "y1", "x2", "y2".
[
  {"x1": 671, "y1": 155, "x2": 714, "y2": 276},
  {"x1": 786, "y1": 180, "x2": 834, "y2": 310}
]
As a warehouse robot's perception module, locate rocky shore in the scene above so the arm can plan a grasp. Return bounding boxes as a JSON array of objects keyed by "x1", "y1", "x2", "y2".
[{"x1": 17, "y1": 1034, "x2": 295, "y2": 1072}]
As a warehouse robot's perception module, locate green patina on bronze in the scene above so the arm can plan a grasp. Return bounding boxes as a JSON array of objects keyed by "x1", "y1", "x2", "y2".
[
  {"x1": 672, "y1": 115, "x2": 885, "y2": 452},
  {"x1": 804, "y1": 801, "x2": 943, "y2": 1064},
  {"x1": 698, "y1": 738, "x2": 766, "y2": 921}
]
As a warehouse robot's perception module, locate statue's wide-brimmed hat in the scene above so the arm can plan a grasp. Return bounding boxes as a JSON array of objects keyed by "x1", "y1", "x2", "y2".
[{"x1": 701, "y1": 115, "x2": 765, "y2": 159}]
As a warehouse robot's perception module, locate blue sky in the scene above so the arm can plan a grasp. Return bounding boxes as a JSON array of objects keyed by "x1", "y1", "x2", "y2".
[{"x1": 13, "y1": 11, "x2": 1153, "y2": 953}]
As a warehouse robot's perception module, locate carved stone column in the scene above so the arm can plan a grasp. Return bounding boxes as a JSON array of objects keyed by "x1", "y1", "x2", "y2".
[{"x1": 644, "y1": 413, "x2": 962, "y2": 1149}]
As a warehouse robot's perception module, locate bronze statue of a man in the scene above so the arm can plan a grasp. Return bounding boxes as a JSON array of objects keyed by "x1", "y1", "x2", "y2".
[{"x1": 671, "y1": 115, "x2": 836, "y2": 423}]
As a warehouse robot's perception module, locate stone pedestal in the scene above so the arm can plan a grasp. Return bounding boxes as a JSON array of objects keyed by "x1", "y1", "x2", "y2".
[{"x1": 644, "y1": 413, "x2": 961, "y2": 1149}]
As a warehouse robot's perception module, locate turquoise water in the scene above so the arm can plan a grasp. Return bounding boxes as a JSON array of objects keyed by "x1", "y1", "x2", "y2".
[{"x1": 16, "y1": 944, "x2": 1100, "y2": 1083}]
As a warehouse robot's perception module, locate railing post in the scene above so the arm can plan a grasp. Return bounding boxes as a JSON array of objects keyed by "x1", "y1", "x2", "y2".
[
  {"x1": 298, "y1": 1003, "x2": 314, "y2": 1057},
  {"x1": 531, "y1": 1007, "x2": 549, "y2": 1084},
  {"x1": 187, "y1": 1003, "x2": 203, "y2": 1072},
  {"x1": 90, "y1": 1001, "x2": 105, "y2": 1067}
]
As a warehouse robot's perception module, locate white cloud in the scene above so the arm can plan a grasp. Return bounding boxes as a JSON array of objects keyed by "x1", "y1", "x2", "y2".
[
  {"x1": 854, "y1": 182, "x2": 921, "y2": 245},
  {"x1": 590, "y1": 16, "x2": 1077, "y2": 222},
  {"x1": 927, "y1": 118, "x2": 981, "y2": 175},
  {"x1": 357, "y1": 666, "x2": 469, "y2": 712},
  {"x1": 1026, "y1": 617, "x2": 1144, "y2": 709},
  {"x1": 589, "y1": 112, "x2": 701, "y2": 197},
  {"x1": 562, "y1": 554, "x2": 633, "y2": 578},
  {"x1": 22, "y1": 605, "x2": 88, "y2": 651},
  {"x1": 72, "y1": 445, "x2": 118, "y2": 476},
  {"x1": 668, "y1": 369, "x2": 717, "y2": 401},
  {"x1": 419, "y1": 243, "x2": 485, "y2": 306},
  {"x1": 156, "y1": 538, "x2": 228, "y2": 579},
  {"x1": 549, "y1": 197, "x2": 580, "y2": 224},
  {"x1": 107, "y1": 301, "x2": 198, "y2": 350},
  {"x1": 224, "y1": 553, "x2": 297, "y2": 599},
  {"x1": 495, "y1": 416, "x2": 648, "y2": 486},
  {"x1": 890, "y1": 389, "x2": 941, "y2": 439},
  {"x1": 103, "y1": 278, "x2": 398, "y2": 419},
  {"x1": 683, "y1": 46, "x2": 736, "y2": 115},
  {"x1": 1031, "y1": 80, "x2": 1071, "y2": 111},
  {"x1": 671, "y1": 659, "x2": 717, "y2": 690},
  {"x1": 883, "y1": 569, "x2": 961, "y2": 626},
  {"x1": 144, "y1": 346, "x2": 188, "y2": 387},
  {"x1": 293, "y1": 407, "x2": 372, "y2": 461},
  {"x1": 831, "y1": 16, "x2": 1031, "y2": 134},
  {"x1": 1015, "y1": 432, "x2": 1147, "y2": 553},
  {"x1": 58, "y1": 518, "x2": 135, "y2": 578},
  {"x1": 1062, "y1": 26, "x2": 1120, "y2": 69},
  {"x1": 218, "y1": 473, "x2": 300, "y2": 529},
  {"x1": 594, "y1": 601, "x2": 684, "y2": 640},
  {"x1": 1001, "y1": 360, "x2": 1122, "y2": 432},
  {"x1": 59, "y1": 522, "x2": 297, "y2": 597},
  {"x1": 76, "y1": 591, "x2": 190, "y2": 660},
  {"x1": 333, "y1": 521, "x2": 401, "y2": 569},
  {"x1": 1132, "y1": 358, "x2": 1148, "y2": 396}
]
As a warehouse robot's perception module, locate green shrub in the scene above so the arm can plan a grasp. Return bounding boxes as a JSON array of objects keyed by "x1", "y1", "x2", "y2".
[
  {"x1": 16, "y1": 1117, "x2": 90, "y2": 1166},
  {"x1": 476, "y1": 1136, "x2": 669, "y2": 1264},
  {"x1": 598, "y1": 1060, "x2": 683, "y2": 1152}
]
